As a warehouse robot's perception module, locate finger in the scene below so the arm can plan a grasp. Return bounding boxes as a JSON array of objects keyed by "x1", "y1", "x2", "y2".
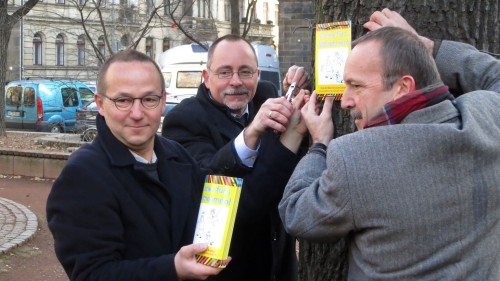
[
  {"x1": 269, "y1": 109, "x2": 290, "y2": 126},
  {"x1": 275, "y1": 98, "x2": 294, "y2": 117},
  {"x1": 292, "y1": 67, "x2": 305, "y2": 83},
  {"x1": 297, "y1": 72, "x2": 309, "y2": 90},
  {"x1": 381, "y1": 8, "x2": 394, "y2": 18},
  {"x1": 321, "y1": 96, "x2": 334, "y2": 119},
  {"x1": 284, "y1": 65, "x2": 299, "y2": 86},
  {"x1": 305, "y1": 91, "x2": 318, "y2": 114},
  {"x1": 363, "y1": 21, "x2": 381, "y2": 31},
  {"x1": 368, "y1": 10, "x2": 390, "y2": 26},
  {"x1": 292, "y1": 89, "x2": 306, "y2": 109}
]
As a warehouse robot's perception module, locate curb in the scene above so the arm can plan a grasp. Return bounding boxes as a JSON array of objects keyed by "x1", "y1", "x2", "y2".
[{"x1": 0, "y1": 197, "x2": 38, "y2": 254}]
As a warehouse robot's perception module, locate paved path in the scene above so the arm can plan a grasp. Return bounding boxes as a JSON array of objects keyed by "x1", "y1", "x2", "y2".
[{"x1": 0, "y1": 197, "x2": 38, "y2": 254}]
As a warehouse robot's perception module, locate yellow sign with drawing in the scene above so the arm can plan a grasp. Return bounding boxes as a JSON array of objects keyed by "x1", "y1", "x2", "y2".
[{"x1": 315, "y1": 21, "x2": 351, "y2": 101}]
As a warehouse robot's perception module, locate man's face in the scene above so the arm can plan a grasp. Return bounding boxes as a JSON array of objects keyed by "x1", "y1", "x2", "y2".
[
  {"x1": 202, "y1": 40, "x2": 260, "y2": 115},
  {"x1": 341, "y1": 40, "x2": 399, "y2": 130},
  {"x1": 95, "y1": 61, "x2": 166, "y2": 158}
]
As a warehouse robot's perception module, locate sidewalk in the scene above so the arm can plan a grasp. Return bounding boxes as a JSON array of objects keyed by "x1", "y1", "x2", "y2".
[
  {"x1": 0, "y1": 197, "x2": 38, "y2": 254},
  {"x1": 0, "y1": 175, "x2": 66, "y2": 280},
  {"x1": 0, "y1": 132, "x2": 78, "y2": 255}
]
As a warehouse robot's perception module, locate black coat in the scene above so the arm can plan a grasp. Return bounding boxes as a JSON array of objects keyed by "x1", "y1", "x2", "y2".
[
  {"x1": 47, "y1": 114, "x2": 205, "y2": 281},
  {"x1": 162, "y1": 81, "x2": 300, "y2": 281}
]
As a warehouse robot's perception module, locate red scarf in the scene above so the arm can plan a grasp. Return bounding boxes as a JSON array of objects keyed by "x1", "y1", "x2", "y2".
[{"x1": 364, "y1": 84, "x2": 455, "y2": 128}]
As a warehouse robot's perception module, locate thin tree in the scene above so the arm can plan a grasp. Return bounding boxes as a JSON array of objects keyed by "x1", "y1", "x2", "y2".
[
  {"x1": 65, "y1": 0, "x2": 171, "y2": 65},
  {"x1": 0, "y1": 0, "x2": 40, "y2": 137},
  {"x1": 164, "y1": 0, "x2": 218, "y2": 49},
  {"x1": 229, "y1": 0, "x2": 258, "y2": 38},
  {"x1": 240, "y1": 0, "x2": 257, "y2": 38},
  {"x1": 298, "y1": 0, "x2": 499, "y2": 280}
]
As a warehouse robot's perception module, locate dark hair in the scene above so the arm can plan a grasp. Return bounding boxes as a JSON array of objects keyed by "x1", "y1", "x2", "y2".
[
  {"x1": 352, "y1": 27, "x2": 441, "y2": 90},
  {"x1": 96, "y1": 49, "x2": 165, "y2": 94},
  {"x1": 207, "y1": 34, "x2": 258, "y2": 69}
]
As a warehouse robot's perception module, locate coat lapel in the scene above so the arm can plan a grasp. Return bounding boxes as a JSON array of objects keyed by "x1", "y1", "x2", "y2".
[{"x1": 154, "y1": 138, "x2": 203, "y2": 248}]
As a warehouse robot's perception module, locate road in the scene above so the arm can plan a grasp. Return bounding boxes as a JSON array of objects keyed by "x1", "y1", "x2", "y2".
[{"x1": 0, "y1": 175, "x2": 67, "y2": 281}]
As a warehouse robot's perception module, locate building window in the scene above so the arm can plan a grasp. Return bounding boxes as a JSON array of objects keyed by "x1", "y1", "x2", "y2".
[
  {"x1": 97, "y1": 36, "x2": 106, "y2": 63},
  {"x1": 77, "y1": 35, "x2": 86, "y2": 65},
  {"x1": 33, "y1": 33, "x2": 43, "y2": 65},
  {"x1": 163, "y1": 38, "x2": 170, "y2": 52},
  {"x1": 163, "y1": 0, "x2": 169, "y2": 16},
  {"x1": 61, "y1": 88, "x2": 79, "y2": 107},
  {"x1": 145, "y1": 37, "x2": 154, "y2": 58},
  {"x1": 56, "y1": 0, "x2": 65, "y2": 4},
  {"x1": 195, "y1": 0, "x2": 208, "y2": 18},
  {"x1": 56, "y1": 34, "x2": 64, "y2": 66},
  {"x1": 224, "y1": 0, "x2": 230, "y2": 21},
  {"x1": 146, "y1": 0, "x2": 153, "y2": 13},
  {"x1": 120, "y1": 34, "x2": 132, "y2": 50},
  {"x1": 263, "y1": 2, "x2": 268, "y2": 23}
]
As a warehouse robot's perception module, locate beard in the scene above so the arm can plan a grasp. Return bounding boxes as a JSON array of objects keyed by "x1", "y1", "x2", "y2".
[
  {"x1": 223, "y1": 88, "x2": 250, "y2": 111},
  {"x1": 350, "y1": 109, "x2": 362, "y2": 120}
]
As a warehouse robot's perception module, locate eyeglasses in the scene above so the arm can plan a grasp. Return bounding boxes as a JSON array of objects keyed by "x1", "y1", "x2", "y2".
[
  {"x1": 101, "y1": 94, "x2": 163, "y2": 111},
  {"x1": 210, "y1": 69, "x2": 257, "y2": 80}
]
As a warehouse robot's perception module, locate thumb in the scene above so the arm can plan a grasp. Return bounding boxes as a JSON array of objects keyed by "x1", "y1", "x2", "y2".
[
  {"x1": 182, "y1": 243, "x2": 208, "y2": 257},
  {"x1": 193, "y1": 243, "x2": 208, "y2": 255}
]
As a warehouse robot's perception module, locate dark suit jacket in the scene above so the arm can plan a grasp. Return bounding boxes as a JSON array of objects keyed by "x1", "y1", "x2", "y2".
[
  {"x1": 162, "y1": 81, "x2": 300, "y2": 281},
  {"x1": 47, "y1": 114, "x2": 205, "y2": 281}
]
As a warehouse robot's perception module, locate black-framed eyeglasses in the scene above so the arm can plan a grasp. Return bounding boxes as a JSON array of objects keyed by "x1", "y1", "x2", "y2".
[
  {"x1": 101, "y1": 94, "x2": 163, "y2": 111},
  {"x1": 210, "y1": 69, "x2": 257, "y2": 80}
]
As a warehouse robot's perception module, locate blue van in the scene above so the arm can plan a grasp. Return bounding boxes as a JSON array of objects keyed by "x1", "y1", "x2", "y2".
[{"x1": 4, "y1": 80, "x2": 94, "y2": 133}]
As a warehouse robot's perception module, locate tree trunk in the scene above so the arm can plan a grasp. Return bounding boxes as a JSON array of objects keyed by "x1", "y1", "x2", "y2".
[
  {"x1": 230, "y1": 0, "x2": 240, "y2": 35},
  {"x1": 0, "y1": 28, "x2": 11, "y2": 136},
  {"x1": 299, "y1": 0, "x2": 499, "y2": 280},
  {"x1": 0, "y1": 0, "x2": 40, "y2": 136}
]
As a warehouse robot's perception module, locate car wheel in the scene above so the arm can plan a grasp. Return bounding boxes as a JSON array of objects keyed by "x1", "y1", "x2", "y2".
[
  {"x1": 50, "y1": 125, "x2": 63, "y2": 133},
  {"x1": 81, "y1": 128, "x2": 97, "y2": 142}
]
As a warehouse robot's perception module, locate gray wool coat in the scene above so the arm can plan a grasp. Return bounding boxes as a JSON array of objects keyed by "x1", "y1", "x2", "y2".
[{"x1": 279, "y1": 40, "x2": 500, "y2": 280}]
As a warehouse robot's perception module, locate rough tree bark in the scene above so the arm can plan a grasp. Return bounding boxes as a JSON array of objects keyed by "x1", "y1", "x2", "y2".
[
  {"x1": 0, "y1": 0, "x2": 40, "y2": 137},
  {"x1": 299, "y1": 0, "x2": 499, "y2": 280}
]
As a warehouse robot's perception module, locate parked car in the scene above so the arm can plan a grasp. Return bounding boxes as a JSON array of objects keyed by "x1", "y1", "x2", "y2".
[
  {"x1": 81, "y1": 81, "x2": 96, "y2": 102},
  {"x1": 76, "y1": 98, "x2": 180, "y2": 142},
  {"x1": 75, "y1": 99, "x2": 98, "y2": 134},
  {"x1": 4, "y1": 80, "x2": 94, "y2": 133}
]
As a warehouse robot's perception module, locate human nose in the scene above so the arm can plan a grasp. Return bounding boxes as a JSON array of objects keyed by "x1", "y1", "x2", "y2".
[
  {"x1": 229, "y1": 72, "x2": 243, "y2": 85},
  {"x1": 128, "y1": 99, "x2": 145, "y2": 118},
  {"x1": 341, "y1": 87, "x2": 354, "y2": 109}
]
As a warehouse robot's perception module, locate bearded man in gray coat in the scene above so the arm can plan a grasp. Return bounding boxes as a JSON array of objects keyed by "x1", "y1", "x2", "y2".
[{"x1": 279, "y1": 9, "x2": 500, "y2": 281}]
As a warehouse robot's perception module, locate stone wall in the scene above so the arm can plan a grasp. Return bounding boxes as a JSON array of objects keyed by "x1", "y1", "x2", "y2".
[
  {"x1": 0, "y1": 149, "x2": 69, "y2": 179},
  {"x1": 279, "y1": 0, "x2": 315, "y2": 88}
]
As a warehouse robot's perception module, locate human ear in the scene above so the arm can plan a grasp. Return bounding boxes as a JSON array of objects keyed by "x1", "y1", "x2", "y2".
[
  {"x1": 394, "y1": 75, "x2": 415, "y2": 100},
  {"x1": 202, "y1": 69, "x2": 210, "y2": 89}
]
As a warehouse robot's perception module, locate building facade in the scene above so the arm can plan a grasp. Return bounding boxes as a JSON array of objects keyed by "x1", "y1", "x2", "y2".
[{"x1": 6, "y1": 0, "x2": 279, "y2": 82}]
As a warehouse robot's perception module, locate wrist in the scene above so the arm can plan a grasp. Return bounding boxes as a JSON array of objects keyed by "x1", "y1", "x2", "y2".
[
  {"x1": 243, "y1": 127, "x2": 260, "y2": 150},
  {"x1": 307, "y1": 142, "x2": 327, "y2": 157},
  {"x1": 280, "y1": 129, "x2": 304, "y2": 154}
]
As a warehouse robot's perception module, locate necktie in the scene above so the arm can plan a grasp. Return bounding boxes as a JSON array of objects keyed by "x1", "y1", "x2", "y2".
[{"x1": 233, "y1": 113, "x2": 248, "y2": 127}]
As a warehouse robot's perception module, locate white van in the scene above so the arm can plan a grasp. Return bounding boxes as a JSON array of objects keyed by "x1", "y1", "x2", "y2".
[
  {"x1": 251, "y1": 42, "x2": 282, "y2": 94},
  {"x1": 157, "y1": 42, "x2": 282, "y2": 101}
]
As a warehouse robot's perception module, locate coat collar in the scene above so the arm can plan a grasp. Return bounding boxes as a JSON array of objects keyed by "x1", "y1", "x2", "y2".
[
  {"x1": 95, "y1": 114, "x2": 181, "y2": 167},
  {"x1": 402, "y1": 100, "x2": 460, "y2": 125},
  {"x1": 95, "y1": 114, "x2": 198, "y2": 248},
  {"x1": 196, "y1": 84, "x2": 257, "y2": 125}
]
